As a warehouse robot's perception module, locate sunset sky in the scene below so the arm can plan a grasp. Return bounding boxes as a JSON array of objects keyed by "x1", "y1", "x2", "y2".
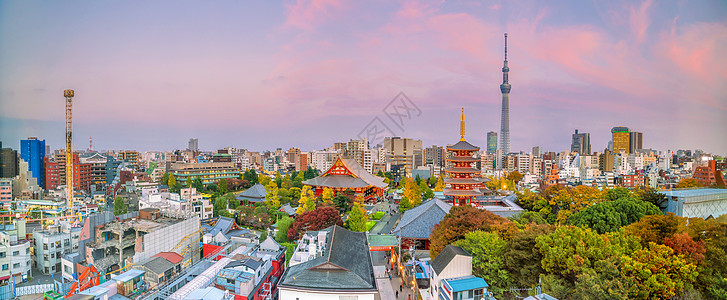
[{"x1": 1, "y1": 0, "x2": 726, "y2": 154}]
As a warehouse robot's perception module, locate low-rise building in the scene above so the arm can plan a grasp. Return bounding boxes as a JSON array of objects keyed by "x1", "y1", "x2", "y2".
[
  {"x1": 430, "y1": 245, "x2": 494, "y2": 300},
  {"x1": 170, "y1": 162, "x2": 239, "y2": 185},
  {"x1": 33, "y1": 222, "x2": 81, "y2": 275},
  {"x1": 0, "y1": 219, "x2": 32, "y2": 284},
  {"x1": 279, "y1": 226, "x2": 377, "y2": 300}
]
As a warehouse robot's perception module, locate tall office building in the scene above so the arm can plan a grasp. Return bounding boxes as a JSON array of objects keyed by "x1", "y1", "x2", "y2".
[
  {"x1": 486, "y1": 132, "x2": 497, "y2": 154},
  {"x1": 384, "y1": 137, "x2": 423, "y2": 178},
  {"x1": 611, "y1": 127, "x2": 630, "y2": 154},
  {"x1": 0, "y1": 143, "x2": 18, "y2": 178},
  {"x1": 499, "y1": 33, "x2": 512, "y2": 154},
  {"x1": 570, "y1": 130, "x2": 591, "y2": 155},
  {"x1": 532, "y1": 146, "x2": 540, "y2": 157},
  {"x1": 425, "y1": 145, "x2": 445, "y2": 167},
  {"x1": 21, "y1": 137, "x2": 46, "y2": 188},
  {"x1": 629, "y1": 132, "x2": 643, "y2": 153},
  {"x1": 187, "y1": 138, "x2": 199, "y2": 152}
]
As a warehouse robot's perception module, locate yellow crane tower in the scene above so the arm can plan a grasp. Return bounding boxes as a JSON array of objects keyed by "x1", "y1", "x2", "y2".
[{"x1": 64, "y1": 89, "x2": 75, "y2": 221}]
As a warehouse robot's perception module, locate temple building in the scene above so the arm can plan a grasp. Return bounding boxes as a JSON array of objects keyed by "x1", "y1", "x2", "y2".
[
  {"x1": 302, "y1": 156, "x2": 387, "y2": 201},
  {"x1": 443, "y1": 109, "x2": 488, "y2": 206}
]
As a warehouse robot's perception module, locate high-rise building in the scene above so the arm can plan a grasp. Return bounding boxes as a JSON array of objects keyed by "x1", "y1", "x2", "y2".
[
  {"x1": 571, "y1": 130, "x2": 591, "y2": 155},
  {"x1": 532, "y1": 146, "x2": 540, "y2": 157},
  {"x1": 499, "y1": 33, "x2": 512, "y2": 154},
  {"x1": 599, "y1": 148, "x2": 615, "y2": 172},
  {"x1": 118, "y1": 150, "x2": 139, "y2": 169},
  {"x1": 486, "y1": 132, "x2": 497, "y2": 154},
  {"x1": 425, "y1": 145, "x2": 445, "y2": 167},
  {"x1": 288, "y1": 148, "x2": 301, "y2": 164},
  {"x1": 611, "y1": 127, "x2": 630, "y2": 154},
  {"x1": 187, "y1": 138, "x2": 199, "y2": 152},
  {"x1": 629, "y1": 131, "x2": 643, "y2": 153},
  {"x1": 384, "y1": 137, "x2": 423, "y2": 178},
  {"x1": 20, "y1": 137, "x2": 46, "y2": 188},
  {"x1": 0, "y1": 144, "x2": 18, "y2": 179}
]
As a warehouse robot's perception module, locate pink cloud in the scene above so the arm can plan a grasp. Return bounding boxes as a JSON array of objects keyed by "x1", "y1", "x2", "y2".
[
  {"x1": 283, "y1": 0, "x2": 344, "y2": 31},
  {"x1": 630, "y1": 0, "x2": 653, "y2": 43}
]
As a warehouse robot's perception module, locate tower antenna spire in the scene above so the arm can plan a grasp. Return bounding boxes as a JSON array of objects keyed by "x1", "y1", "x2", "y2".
[
  {"x1": 504, "y1": 33, "x2": 508, "y2": 61},
  {"x1": 460, "y1": 107, "x2": 466, "y2": 141}
]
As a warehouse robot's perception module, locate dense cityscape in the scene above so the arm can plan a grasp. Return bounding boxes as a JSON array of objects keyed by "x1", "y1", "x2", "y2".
[{"x1": 1, "y1": 1, "x2": 726, "y2": 300}]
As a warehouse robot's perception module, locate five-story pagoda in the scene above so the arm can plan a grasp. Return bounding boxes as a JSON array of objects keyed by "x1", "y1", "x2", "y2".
[{"x1": 443, "y1": 108, "x2": 488, "y2": 206}]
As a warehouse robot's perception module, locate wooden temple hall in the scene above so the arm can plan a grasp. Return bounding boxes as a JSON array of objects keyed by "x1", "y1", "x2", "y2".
[
  {"x1": 302, "y1": 157, "x2": 387, "y2": 201},
  {"x1": 443, "y1": 108, "x2": 490, "y2": 206}
]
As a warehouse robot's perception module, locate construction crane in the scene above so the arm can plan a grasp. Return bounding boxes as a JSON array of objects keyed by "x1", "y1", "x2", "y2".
[
  {"x1": 64, "y1": 89, "x2": 75, "y2": 221},
  {"x1": 65, "y1": 264, "x2": 99, "y2": 298}
]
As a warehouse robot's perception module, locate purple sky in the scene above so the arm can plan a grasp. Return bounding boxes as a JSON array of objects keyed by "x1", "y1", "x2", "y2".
[{"x1": 1, "y1": 0, "x2": 726, "y2": 155}]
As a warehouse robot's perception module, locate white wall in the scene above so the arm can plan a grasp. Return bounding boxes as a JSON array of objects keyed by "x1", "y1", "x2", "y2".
[{"x1": 279, "y1": 288, "x2": 375, "y2": 300}]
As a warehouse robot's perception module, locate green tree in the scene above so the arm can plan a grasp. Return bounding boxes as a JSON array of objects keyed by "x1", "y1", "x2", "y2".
[
  {"x1": 428, "y1": 175, "x2": 437, "y2": 187},
  {"x1": 568, "y1": 196, "x2": 662, "y2": 234},
  {"x1": 275, "y1": 172, "x2": 282, "y2": 187},
  {"x1": 503, "y1": 224, "x2": 554, "y2": 289},
  {"x1": 259, "y1": 175, "x2": 271, "y2": 186},
  {"x1": 265, "y1": 182, "x2": 281, "y2": 208},
  {"x1": 347, "y1": 202, "x2": 369, "y2": 232},
  {"x1": 621, "y1": 242, "x2": 698, "y2": 299},
  {"x1": 429, "y1": 205, "x2": 518, "y2": 257},
  {"x1": 213, "y1": 196, "x2": 229, "y2": 217},
  {"x1": 186, "y1": 176, "x2": 192, "y2": 188},
  {"x1": 420, "y1": 180, "x2": 434, "y2": 200},
  {"x1": 275, "y1": 216, "x2": 294, "y2": 242},
  {"x1": 333, "y1": 195, "x2": 352, "y2": 213},
  {"x1": 113, "y1": 196, "x2": 127, "y2": 216},
  {"x1": 400, "y1": 177, "x2": 421, "y2": 212},
  {"x1": 636, "y1": 187, "x2": 667, "y2": 208},
  {"x1": 535, "y1": 226, "x2": 641, "y2": 284},
  {"x1": 161, "y1": 172, "x2": 169, "y2": 185},
  {"x1": 218, "y1": 179, "x2": 229, "y2": 194},
  {"x1": 455, "y1": 231, "x2": 510, "y2": 297},
  {"x1": 192, "y1": 177, "x2": 204, "y2": 191},
  {"x1": 605, "y1": 187, "x2": 632, "y2": 201}
]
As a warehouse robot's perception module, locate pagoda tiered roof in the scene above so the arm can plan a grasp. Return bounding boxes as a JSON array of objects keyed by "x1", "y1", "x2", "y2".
[{"x1": 447, "y1": 140, "x2": 480, "y2": 151}]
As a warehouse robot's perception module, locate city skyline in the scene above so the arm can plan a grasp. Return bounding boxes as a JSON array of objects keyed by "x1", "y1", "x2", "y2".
[{"x1": 1, "y1": 1, "x2": 726, "y2": 154}]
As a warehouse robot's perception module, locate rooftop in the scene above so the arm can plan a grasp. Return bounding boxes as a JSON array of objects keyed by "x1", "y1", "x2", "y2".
[
  {"x1": 392, "y1": 199, "x2": 452, "y2": 239},
  {"x1": 280, "y1": 225, "x2": 376, "y2": 291},
  {"x1": 662, "y1": 188, "x2": 727, "y2": 198},
  {"x1": 443, "y1": 275, "x2": 488, "y2": 292},
  {"x1": 431, "y1": 245, "x2": 470, "y2": 274}
]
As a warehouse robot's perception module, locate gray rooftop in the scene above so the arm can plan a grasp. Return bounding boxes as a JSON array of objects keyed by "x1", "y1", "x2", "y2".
[
  {"x1": 142, "y1": 256, "x2": 176, "y2": 275},
  {"x1": 391, "y1": 199, "x2": 452, "y2": 239},
  {"x1": 236, "y1": 183, "x2": 267, "y2": 202},
  {"x1": 279, "y1": 225, "x2": 376, "y2": 291}
]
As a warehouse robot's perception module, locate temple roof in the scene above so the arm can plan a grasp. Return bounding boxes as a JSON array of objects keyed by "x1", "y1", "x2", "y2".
[
  {"x1": 443, "y1": 188, "x2": 485, "y2": 197},
  {"x1": 303, "y1": 157, "x2": 387, "y2": 189},
  {"x1": 392, "y1": 199, "x2": 452, "y2": 239},
  {"x1": 447, "y1": 140, "x2": 480, "y2": 151},
  {"x1": 446, "y1": 156, "x2": 479, "y2": 162},
  {"x1": 444, "y1": 178, "x2": 488, "y2": 185},
  {"x1": 444, "y1": 167, "x2": 480, "y2": 173}
]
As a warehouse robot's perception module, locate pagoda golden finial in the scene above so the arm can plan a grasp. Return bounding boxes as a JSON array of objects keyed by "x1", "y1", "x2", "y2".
[{"x1": 460, "y1": 107, "x2": 466, "y2": 141}]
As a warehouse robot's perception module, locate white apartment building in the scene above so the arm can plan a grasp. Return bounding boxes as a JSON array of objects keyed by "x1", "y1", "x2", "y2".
[
  {"x1": 0, "y1": 219, "x2": 32, "y2": 284},
  {"x1": 516, "y1": 154, "x2": 530, "y2": 174},
  {"x1": 311, "y1": 150, "x2": 338, "y2": 173},
  {"x1": 33, "y1": 222, "x2": 81, "y2": 275}
]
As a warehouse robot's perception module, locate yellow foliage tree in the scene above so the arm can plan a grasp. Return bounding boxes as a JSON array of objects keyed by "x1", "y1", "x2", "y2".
[
  {"x1": 265, "y1": 182, "x2": 280, "y2": 208},
  {"x1": 321, "y1": 188, "x2": 335, "y2": 207},
  {"x1": 297, "y1": 185, "x2": 317, "y2": 214},
  {"x1": 434, "y1": 175, "x2": 445, "y2": 192}
]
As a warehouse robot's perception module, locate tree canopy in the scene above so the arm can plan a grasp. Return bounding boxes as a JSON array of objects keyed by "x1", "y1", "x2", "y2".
[{"x1": 287, "y1": 207, "x2": 343, "y2": 241}]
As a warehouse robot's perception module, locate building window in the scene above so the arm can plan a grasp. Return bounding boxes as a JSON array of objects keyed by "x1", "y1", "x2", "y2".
[
  {"x1": 1, "y1": 264, "x2": 7, "y2": 271},
  {"x1": 12, "y1": 251, "x2": 19, "y2": 256},
  {"x1": 13, "y1": 263, "x2": 20, "y2": 269},
  {"x1": 0, "y1": 252, "x2": 5, "y2": 258}
]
